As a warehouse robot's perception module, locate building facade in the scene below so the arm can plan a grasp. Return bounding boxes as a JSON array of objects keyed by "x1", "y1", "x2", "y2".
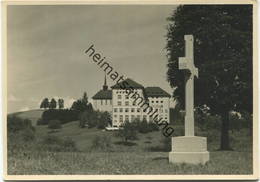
[
  {"x1": 92, "y1": 77, "x2": 171, "y2": 127},
  {"x1": 92, "y1": 75, "x2": 112, "y2": 112}
]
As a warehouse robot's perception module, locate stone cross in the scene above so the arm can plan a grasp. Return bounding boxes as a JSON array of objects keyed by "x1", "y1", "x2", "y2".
[{"x1": 178, "y1": 35, "x2": 198, "y2": 136}]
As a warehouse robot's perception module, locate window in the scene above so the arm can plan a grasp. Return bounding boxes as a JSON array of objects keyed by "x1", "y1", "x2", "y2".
[
  {"x1": 143, "y1": 115, "x2": 147, "y2": 120},
  {"x1": 105, "y1": 100, "x2": 107, "y2": 105},
  {"x1": 118, "y1": 101, "x2": 122, "y2": 106},
  {"x1": 151, "y1": 101, "x2": 154, "y2": 103},
  {"x1": 131, "y1": 108, "x2": 135, "y2": 112},
  {"x1": 165, "y1": 109, "x2": 168, "y2": 113},
  {"x1": 120, "y1": 115, "x2": 123, "y2": 122},
  {"x1": 114, "y1": 108, "x2": 117, "y2": 112},
  {"x1": 125, "y1": 115, "x2": 129, "y2": 121},
  {"x1": 125, "y1": 95, "x2": 129, "y2": 99},
  {"x1": 125, "y1": 101, "x2": 129, "y2": 106},
  {"x1": 137, "y1": 108, "x2": 140, "y2": 112},
  {"x1": 133, "y1": 101, "x2": 136, "y2": 106},
  {"x1": 118, "y1": 95, "x2": 122, "y2": 99},
  {"x1": 156, "y1": 101, "x2": 159, "y2": 103},
  {"x1": 114, "y1": 115, "x2": 117, "y2": 118},
  {"x1": 161, "y1": 100, "x2": 163, "y2": 103},
  {"x1": 137, "y1": 115, "x2": 141, "y2": 120},
  {"x1": 120, "y1": 108, "x2": 123, "y2": 112},
  {"x1": 125, "y1": 108, "x2": 129, "y2": 112}
]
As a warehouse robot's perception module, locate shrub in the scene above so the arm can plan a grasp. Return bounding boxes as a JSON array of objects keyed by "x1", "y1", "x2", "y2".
[
  {"x1": 117, "y1": 120, "x2": 137, "y2": 142},
  {"x1": 40, "y1": 109, "x2": 79, "y2": 125},
  {"x1": 7, "y1": 116, "x2": 34, "y2": 133},
  {"x1": 97, "y1": 111, "x2": 111, "y2": 129},
  {"x1": 91, "y1": 135, "x2": 113, "y2": 152},
  {"x1": 195, "y1": 110, "x2": 221, "y2": 131},
  {"x1": 138, "y1": 119, "x2": 149, "y2": 133},
  {"x1": 48, "y1": 120, "x2": 62, "y2": 131},
  {"x1": 79, "y1": 111, "x2": 98, "y2": 128},
  {"x1": 148, "y1": 122, "x2": 159, "y2": 131},
  {"x1": 131, "y1": 118, "x2": 159, "y2": 134}
]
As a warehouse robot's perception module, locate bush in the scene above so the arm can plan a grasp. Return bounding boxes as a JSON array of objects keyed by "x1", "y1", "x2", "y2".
[
  {"x1": 91, "y1": 135, "x2": 113, "y2": 152},
  {"x1": 138, "y1": 119, "x2": 150, "y2": 133},
  {"x1": 131, "y1": 118, "x2": 159, "y2": 134},
  {"x1": 40, "y1": 109, "x2": 79, "y2": 125},
  {"x1": 195, "y1": 110, "x2": 221, "y2": 131},
  {"x1": 117, "y1": 120, "x2": 137, "y2": 142},
  {"x1": 97, "y1": 111, "x2": 111, "y2": 129},
  {"x1": 48, "y1": 120, "x2": 62, "y2": 131},
  {"x1": 79, "y1": 111, "x2": 98, "y2": 128},
  {"x1": 7, "y1": 116, "x2": 34, "y2": 133}
]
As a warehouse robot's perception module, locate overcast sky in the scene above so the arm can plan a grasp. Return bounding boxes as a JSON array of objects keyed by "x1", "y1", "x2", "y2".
[{"x1": 7, "y1": 5, "x2": 177, "y2": 113}]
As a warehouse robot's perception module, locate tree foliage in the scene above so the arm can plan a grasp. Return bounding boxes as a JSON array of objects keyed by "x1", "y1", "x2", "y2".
[
  {"x1": 49, "y1": 98, "x2": 57, "y2": 109},
  {"x1": 40, "y1": 98, "x2": 49, "y2": 109},
  {"x1": 71, "y1": 92, "x2": 92, "y2": 112},
  {"x1": 58, "y1": 98, "x2": 64, "y2": 109},
  {"x1": 117, "y1": 120, "x2": 137, "y2": 142},
  {"x1": 39, "y1": 109, "x2": 79, "y2": 125},
  {"x1": 166, "y1": 5, "x2": 252, "y2": 150}
]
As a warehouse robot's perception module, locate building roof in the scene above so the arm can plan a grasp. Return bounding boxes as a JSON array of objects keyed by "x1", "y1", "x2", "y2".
[
  {"x1": 111, "y1": 78, "x2": 144, "y2": 89},
  {"x1": 145, "y1": 87, "x2": 171, "y2": 98},
  {"x1": 92, "y1": 89, "x2": 112, "y2": 99}
]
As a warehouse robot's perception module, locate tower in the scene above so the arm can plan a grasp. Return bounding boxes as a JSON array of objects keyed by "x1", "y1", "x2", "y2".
[{"x1": 103, "y1": 73, "x2": 108, "y2": 90}]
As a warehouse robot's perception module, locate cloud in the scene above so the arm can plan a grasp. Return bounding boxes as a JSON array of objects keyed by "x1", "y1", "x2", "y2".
[{"x1": 64, "y1": 97, "x2": 76, "y2": 109}]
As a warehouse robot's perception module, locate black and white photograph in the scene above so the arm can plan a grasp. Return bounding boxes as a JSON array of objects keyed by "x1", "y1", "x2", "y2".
[{"x1": 3, "y1": 1, "x2": 258, "y2": 180}]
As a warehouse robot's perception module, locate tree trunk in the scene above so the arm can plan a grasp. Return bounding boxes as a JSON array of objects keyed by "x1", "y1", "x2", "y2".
[{"x1": 220, "y1": 111, "x2": 232, "y2": 150}]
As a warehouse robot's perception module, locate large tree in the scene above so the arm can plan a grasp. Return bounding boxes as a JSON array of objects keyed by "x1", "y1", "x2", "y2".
[{"x1": 166, "y1": 5, "x2": 252, "y2": 150}]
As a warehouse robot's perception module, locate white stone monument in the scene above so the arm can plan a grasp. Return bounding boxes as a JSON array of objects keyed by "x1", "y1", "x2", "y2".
[{"x1": 169, "y1": 35, "x2": 209, "y2": 165}]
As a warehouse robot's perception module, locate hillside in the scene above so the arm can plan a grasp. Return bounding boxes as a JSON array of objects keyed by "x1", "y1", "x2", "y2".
[{"x1": 9, "y1": 109, "x2": 44, "y2": 126}]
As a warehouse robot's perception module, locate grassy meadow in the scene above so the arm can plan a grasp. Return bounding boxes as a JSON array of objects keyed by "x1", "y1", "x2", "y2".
[{"x1": 7, "y1": 110, "x2": 253, "y2": 175}]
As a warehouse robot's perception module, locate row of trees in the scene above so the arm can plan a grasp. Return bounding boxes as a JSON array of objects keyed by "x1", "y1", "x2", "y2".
[{"x1": 40, "y1": 98, "x2": 64, "y2": 110}]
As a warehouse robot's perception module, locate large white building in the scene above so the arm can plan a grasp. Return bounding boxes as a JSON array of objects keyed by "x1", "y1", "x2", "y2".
[{"x1": 92, "y1": 76, "x2": 171, "y2": 127}]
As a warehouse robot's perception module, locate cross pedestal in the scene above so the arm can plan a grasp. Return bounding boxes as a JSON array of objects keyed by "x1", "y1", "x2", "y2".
[{"x1": 169, "y1": 35, "x2": 209, "y2": 165}]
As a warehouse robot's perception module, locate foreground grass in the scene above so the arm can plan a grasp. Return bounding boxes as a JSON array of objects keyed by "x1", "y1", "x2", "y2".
[
  {"x1": 8, "y1": 150, "x2": 252, "y2": 175},
  {"x1": 7, "y1": 118, "x2": 253, "y2": 175}
]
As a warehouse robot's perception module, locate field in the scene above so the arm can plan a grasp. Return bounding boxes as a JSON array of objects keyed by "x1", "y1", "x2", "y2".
[{"x1": 7, "y1": 110, "x2": 253, "y2": 175}]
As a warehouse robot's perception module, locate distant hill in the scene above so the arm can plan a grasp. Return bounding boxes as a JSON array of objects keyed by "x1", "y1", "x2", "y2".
[{"x1": 9, "y1": 109, "x2": 44, "y2": 126}]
